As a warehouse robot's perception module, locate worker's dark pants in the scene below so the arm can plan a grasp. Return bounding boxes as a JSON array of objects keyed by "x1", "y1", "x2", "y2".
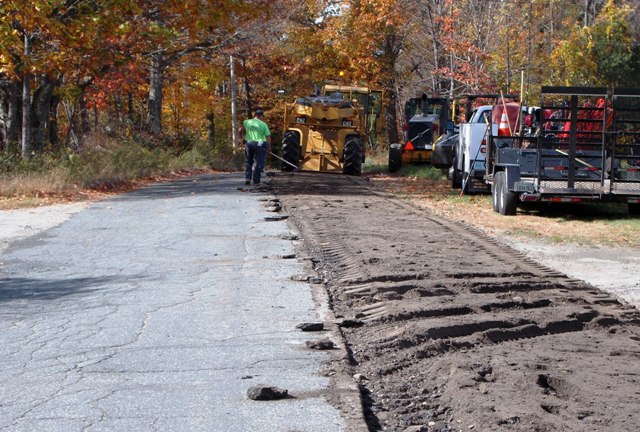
[{"x1": 245, "y1": 141, "x2": 265, "y2": 184}]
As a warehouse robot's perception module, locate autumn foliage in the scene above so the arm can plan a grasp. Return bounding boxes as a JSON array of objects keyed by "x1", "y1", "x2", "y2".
[{"x1": 0, "y1": 0, "x2": 639, "y2": 161}]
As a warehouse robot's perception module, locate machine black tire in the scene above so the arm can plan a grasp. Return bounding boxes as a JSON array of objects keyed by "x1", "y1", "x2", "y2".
[
  {"x1": 281, "y1": 130, "x2": 301, "y2": 171},
  {"x1": 389, "y1": 144, "x2": 402, "y2": 173},
  {"x1": 495, "y1": 171, "x2": 518, "y2": 215},
  {"x1": 451, "y1": 156, "x2": 462, "y2": 188},
  {"x1": 629, "y1": 203, "x2": 640, "y2": 217},
  {"x1": 343, "y1": 135, "x2": 364, "y2": 176}
]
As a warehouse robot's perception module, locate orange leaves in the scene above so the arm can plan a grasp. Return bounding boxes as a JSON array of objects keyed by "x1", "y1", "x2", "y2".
[
  {"x1": 325, "y1": 0, "x2": 412, "y2": 86},
  {"x1": 1, "y1": 0, "x2": 132, "y2": 80},
  {"x1": 85, "y1": 62, "x2": 146, "y2": 111}
]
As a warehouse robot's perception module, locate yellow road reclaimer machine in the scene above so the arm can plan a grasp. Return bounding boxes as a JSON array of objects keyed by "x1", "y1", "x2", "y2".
[{"x1": 280, "y1": 85, "x2": 383, "y2": 175}]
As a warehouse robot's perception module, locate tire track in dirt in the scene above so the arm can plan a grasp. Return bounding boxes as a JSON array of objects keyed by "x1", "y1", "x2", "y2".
[{"x1": 272, "y1": 172, "x2": 640, "y2": 432}]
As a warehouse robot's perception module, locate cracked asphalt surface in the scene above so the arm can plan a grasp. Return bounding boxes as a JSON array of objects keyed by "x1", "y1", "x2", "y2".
[{"x1": 0, "y1": 174, "x2": 354, "y2": 432}]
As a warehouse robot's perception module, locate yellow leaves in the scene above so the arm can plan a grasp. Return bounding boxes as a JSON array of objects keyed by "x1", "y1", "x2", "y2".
[{"x1": 585, "y1": 26, "x2": 594, "y2": 50}]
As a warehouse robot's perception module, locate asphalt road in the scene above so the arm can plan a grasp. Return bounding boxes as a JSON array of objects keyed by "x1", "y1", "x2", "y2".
[{"x1": 0, "y1": 174, "x2": 351, "y2": 432}]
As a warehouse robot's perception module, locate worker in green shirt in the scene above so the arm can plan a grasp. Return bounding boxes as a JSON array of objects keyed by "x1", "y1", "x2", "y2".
[{"x1": 238, "y1": 110, "x2": 271, "y2": 186}]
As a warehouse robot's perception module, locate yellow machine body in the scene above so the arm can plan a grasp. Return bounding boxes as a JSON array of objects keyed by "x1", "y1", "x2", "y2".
[
  {"x1": 281, "y1": 85, "x2": 382, "y2": 175},
  {"x1": 284, "y1": 99, "x2": 363, "y2": 172}
]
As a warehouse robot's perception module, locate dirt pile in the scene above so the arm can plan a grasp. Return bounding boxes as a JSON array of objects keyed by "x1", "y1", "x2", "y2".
[{"x1": 272, "y1": 172, "x2": 640, "y2": 432}]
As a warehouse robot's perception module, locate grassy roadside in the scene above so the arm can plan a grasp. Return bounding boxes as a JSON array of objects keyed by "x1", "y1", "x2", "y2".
[
  {"x1": 3, "y1": 142, "x2": 639, "y2": 249},
  {"x1": 0, "y1": 135, "x2": 241, "y2": 210},
  {"x1": 363, "y1": 163, "x2": 640, "y2": 248}
]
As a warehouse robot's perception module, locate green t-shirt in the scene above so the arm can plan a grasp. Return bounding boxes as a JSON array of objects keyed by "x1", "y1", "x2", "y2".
[{"x1": 243, "y1": 118, "x2": 271, "y2": 142}]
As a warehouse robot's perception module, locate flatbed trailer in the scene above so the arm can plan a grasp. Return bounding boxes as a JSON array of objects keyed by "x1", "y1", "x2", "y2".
[{"x1": 486, "y1": 86, "x2": 640, "y2": 215}]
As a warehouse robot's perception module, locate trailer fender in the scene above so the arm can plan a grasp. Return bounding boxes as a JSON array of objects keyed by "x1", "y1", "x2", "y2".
[{"x1": 495, "y1": 164, "x2": 521, "y2": 191}]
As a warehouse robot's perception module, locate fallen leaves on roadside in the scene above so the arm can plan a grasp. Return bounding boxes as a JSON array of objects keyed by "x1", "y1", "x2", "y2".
[{"x1": 0, "y1": 169, "x2": 221, "y2": 210}]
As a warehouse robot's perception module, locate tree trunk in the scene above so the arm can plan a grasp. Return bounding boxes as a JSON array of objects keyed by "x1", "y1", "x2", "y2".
[
  {"x1": 425, "y1": 3, "x2": 440, "y2": 93},
  {"x1": 63, "y1": 101, "x2": 79, "y2": 149},
  {"x1": 80, "y1": 92, "x2": 90, "y2": 134},
  {"x1": 21, "y1": 35, "x2": 32, "y2": 158},
  {"x1": 505, "y1": 14, "x2": 512, "y2": 91},
  {"x1": 128, "y1": 92, "x2": 135, "y2": 124},
  {"x1": 147, "y1": 51, "x2": 164, "y2": 135},
  {"x1": 584, "y1": 0, "x2": 590, "y2": 26},
  {"x1": 242, "y1": 59, "x2": 252, "y2": 118},
  {"x1": 22, "y1": 76, "x2": 31, "y2": 158},
  {"x1": 114, "y1": 93, "x2": 123, "y2": 125},
  {"x1": 0, "y1": 79, "x2": 20, "y2": 152},
  {"x1": 7, "y1": 81, "x2": 20, "y2": 149},
  {"x1": 31, "y1": 74, "x2": 58, "y2": 152},
  {"x1": 385, "y1": 87, "x2": 400, "y2": 145},
  {"x1": 384, "y1": 34, "x2": 400, "y2": 145},
  {"x1": 0, "y1": 86, "x2": 6, "y2": 150},
  {"x1": 49, "y1": 93, "x2": 60, "y2": 146},
  {"x1": 206, "y1": 111, "x2": 215, "y2": 147}
]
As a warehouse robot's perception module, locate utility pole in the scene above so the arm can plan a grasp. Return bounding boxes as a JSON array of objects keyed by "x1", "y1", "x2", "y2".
[{"x1": 230, "y1": 55, "x2": 237, "y2": 149}]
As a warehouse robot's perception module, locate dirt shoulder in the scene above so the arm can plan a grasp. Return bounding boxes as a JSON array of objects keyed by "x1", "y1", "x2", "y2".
[
  {"x1": 368, "y1": 174, "x2": 640, "y2": 309},
  {"x1": 271, "y1": 172, "x2": 640, "y2": 432}
]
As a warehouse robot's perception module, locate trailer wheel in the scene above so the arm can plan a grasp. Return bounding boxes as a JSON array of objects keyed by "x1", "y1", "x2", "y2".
[
  {"x1": 281, "y1": 130, "x2": 301, "y2": 171},
  {"x1": 491, "y1": 177, "x2": 500, "y2": 213},
  {"x1": 629, "y1": 203, "x2": 640, "y2": 217},
  {"x1": 343, "y1": 135, "x2": 363, "y2": 176},
  {"x1": 495, "y1": 171, "x2": 517, "y2": 215},
  {"x1": 389, "y1": 144, "x2": 402, "y2": 173}
]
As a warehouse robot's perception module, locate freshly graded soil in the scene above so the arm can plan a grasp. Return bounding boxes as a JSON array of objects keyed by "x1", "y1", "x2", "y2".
[{"x1": 271, "y1": 172, "x2": 640, "y2": 432}]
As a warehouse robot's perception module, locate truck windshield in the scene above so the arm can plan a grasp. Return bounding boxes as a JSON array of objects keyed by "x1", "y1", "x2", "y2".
[
  {"x1": 416, "y1": 104, "x2": 441, "y2": 116},
  {"x1": 470, "y1": 108, "x2": 490, "y2": 124}
]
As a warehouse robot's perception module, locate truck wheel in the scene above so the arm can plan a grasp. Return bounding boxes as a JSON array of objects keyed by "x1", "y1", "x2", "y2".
[
  {"x1": 629, "y1": 203, "x2": 640, "y2": 217},
  {"x1": 389, "y1": 144, "x2": 402, "y2": 173},
  {"x1": 451, "y1": 156, "x2": 461, "y2": 188},
  {"x1": 281, "y1": 130, "x2": 300, "y2": 171},
  {"x1": 343, "y1": 135, "x2": 363, "y2": 176},
  {"x1": 496, "y1": 171, "x2": 518, "y2": 216}
]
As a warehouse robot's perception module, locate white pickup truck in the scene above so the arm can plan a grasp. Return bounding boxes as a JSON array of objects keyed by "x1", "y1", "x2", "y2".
[{"x1": 451, "y1": 105, "x2": 494, "y2": 193}]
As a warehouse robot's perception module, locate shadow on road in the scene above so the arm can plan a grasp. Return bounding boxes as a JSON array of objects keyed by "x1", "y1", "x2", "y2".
[
  {"x1": 110, "y1": 173, "x2": 245, "y2": 202},
  {"x1": 519, "y1": 201, "x2": 634, "y2": 221},
  {"x1": 0, "y1": 276, "x2": 126, "y2": 302}
]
